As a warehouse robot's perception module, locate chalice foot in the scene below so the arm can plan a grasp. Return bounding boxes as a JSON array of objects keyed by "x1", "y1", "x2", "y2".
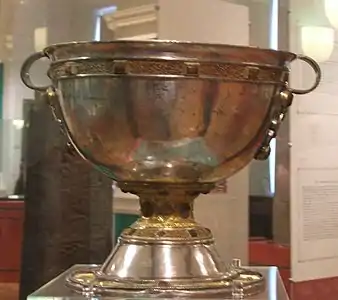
[{"x1": 66, "y1": 182, "x2": 265, "y2": 298}]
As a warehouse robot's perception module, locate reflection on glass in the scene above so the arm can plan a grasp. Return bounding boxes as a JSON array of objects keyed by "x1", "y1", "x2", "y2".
[{"x1": 0, "y1": 118, "x2": 27, "y2": 197}]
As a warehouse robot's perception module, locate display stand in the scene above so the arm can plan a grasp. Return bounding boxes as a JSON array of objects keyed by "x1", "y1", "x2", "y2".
[{"x1": 27, "y1": 265, "x2": 289, "y2": 300}]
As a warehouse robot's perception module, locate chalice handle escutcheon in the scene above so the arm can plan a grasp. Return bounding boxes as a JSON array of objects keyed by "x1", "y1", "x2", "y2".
[{"x1": 255, "y1": 54, "x2": 321, "y2": 160}]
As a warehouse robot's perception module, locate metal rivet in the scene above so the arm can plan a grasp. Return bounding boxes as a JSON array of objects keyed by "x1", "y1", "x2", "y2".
[
  {"x1": 184, "y1": 62, "x2": 200, "y2": 76},
  {"x1": 280, "y1": 89, "x2": 294, "y2": 107},
  {"x1": 113, "y1": 60, "x2": 128, "y2": 74},
  {"x1": 268, "y1": 129, "x2": 276, "y2": 138},
  {"x1": 254, "y1": 145, "x2": 271, "y2": 160},
  {"x1": 243, "y1": 66, "x2": 260, "y2": 80},
  {"x1": 65, "y1": 64, "x2": 78, "y2": 75}
]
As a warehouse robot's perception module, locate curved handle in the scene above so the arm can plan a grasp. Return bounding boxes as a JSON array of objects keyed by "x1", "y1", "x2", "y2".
[
  {"x1": 288, "y1": 54, "x2": 322, "y2": 95},
  {"x1": 20, "y1": 51, "x2": 50, "y2": 92}
]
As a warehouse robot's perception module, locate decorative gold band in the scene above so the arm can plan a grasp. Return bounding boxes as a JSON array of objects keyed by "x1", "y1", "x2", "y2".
[{"x1": 49, "y1": 58, "x2": 288, "y2": 83}]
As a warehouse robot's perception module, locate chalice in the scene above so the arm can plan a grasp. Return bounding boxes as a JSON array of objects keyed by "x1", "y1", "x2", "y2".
[{"x1": 21, "y1": 40, "x2": 320, "y2": 298}]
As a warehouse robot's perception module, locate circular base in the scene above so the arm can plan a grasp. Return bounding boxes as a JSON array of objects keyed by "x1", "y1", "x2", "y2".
[{"x1": 65, "y1": 266, "x2": 265, "y2": 298}]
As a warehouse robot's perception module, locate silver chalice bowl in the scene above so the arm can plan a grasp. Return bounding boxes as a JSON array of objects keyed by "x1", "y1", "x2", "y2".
[{"x1": 21, "y1": 40, "x2": 321, "y2": 298}]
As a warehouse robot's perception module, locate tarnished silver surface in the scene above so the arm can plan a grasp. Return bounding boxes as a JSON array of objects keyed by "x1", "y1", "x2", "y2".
[
  {"x1": 21, "y1": 40, "x2": 320, "y2": 298},
  {"x1": 20, "y1": 40, "x2": 321, "y2": 183}
]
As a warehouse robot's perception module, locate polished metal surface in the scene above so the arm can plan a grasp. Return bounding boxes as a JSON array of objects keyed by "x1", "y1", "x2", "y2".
[
  {"x1": 100, "y1": 239, "x2": 226, "y2": 280},
  {"x1": 28, "y1": 264, "x2": 289, "y2": 299},
  {"x1": 21, "y1": 40, "x2": 320, "y2": 298},
  {"x1": 66, "y1": 257, "x2": 265, "y2": 297},
  {"x1": 20, "y1": 40, "x2": 321, "y2": 183}
]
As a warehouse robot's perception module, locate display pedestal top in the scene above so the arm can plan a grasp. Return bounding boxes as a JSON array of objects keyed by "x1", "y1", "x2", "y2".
[{"x1": 27, "y1": 265, "x2": 289, "y2": 299}]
